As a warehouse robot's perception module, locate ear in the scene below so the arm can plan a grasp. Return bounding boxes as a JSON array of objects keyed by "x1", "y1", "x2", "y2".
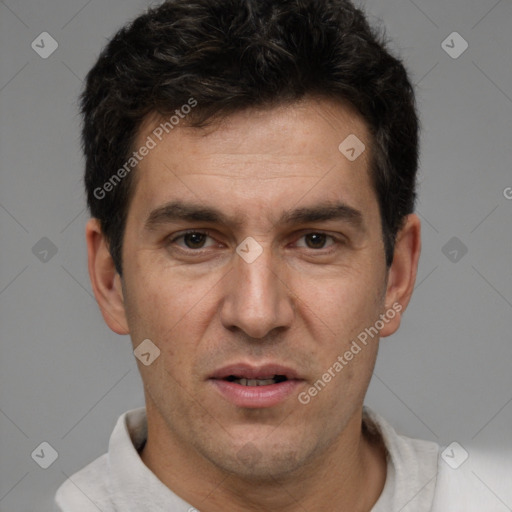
[
  {"x1": 85, "y1": 218, "x2": 130, "y2": 335},
  {"x1": 380, "y1": 213, "x2": 421, "y2": 338}
]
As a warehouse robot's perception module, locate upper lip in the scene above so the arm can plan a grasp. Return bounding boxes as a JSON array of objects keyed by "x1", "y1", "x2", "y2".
[{"x1": 209, "y1": 363, "x2": 301, "y2": 380}]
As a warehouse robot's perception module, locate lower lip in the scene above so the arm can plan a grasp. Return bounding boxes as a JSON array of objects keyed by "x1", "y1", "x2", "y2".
[{"x1": 209, "y1": 379, "x2": 302, "y2": 408}]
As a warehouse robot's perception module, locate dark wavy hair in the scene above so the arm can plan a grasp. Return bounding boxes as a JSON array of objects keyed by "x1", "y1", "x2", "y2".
[{"x1": 81, "y1": 0, "x2": 419, "y2": 275}]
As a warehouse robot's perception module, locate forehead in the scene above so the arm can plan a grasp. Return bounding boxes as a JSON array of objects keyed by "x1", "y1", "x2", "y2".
[{"x1": 128, "y1": 97, "x2": 377, "y2": 228}]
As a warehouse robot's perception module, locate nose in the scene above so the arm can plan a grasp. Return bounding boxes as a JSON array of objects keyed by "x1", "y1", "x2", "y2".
[{"x1": 219, "y1": 243, "x2": 295, "y2": 339}]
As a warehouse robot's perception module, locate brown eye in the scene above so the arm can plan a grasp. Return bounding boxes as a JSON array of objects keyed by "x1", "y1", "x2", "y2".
[
  {"x1": 183, "y1": 232, "x2": 208, "y2": 249},
  {"x1": 170, "y1": 231, "x2": 217, "y2": 250},
  {"x1": 304, "y1": 233, "x2": 328, "y2": 249},
  {"x1": 295, "y1": 232, "x2": 336, "y2": 250}
]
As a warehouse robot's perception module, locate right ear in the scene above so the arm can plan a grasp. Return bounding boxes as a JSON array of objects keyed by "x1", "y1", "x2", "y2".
[{"x1": 85, "y1": 218, "x2": 130, "y2": 335}]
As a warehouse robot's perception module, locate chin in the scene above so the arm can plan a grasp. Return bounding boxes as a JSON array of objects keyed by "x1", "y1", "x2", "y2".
[
  {"x1": 218, "y1": 453, "x2": 302, "y2": 482},
  {"x1": 201, "y1": 435, "x2": 314, "y2": 481}
]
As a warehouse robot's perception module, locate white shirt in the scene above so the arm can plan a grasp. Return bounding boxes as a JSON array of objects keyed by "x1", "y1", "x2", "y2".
[{"x1": 55, "y1": 406, "x2": 512, "y2": 511}]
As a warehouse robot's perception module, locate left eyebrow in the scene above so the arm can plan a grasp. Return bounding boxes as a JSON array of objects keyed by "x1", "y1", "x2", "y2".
[{"x1": 279, "y1": 203, "x2": 365, "y2": 231}]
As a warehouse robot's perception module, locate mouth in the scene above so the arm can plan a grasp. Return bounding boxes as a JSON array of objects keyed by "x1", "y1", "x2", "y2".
[
  {"x1": 208, "y1": 363, "x2": 303, "y2": 408},
  {"x1": 223, "y1": 374, "x2": 288, "y2": 386}
]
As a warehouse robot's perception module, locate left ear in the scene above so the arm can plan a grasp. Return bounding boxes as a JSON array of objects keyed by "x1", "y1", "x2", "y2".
[{"x1": 380, "y1": 213, "x2": 421, "y2": 338}]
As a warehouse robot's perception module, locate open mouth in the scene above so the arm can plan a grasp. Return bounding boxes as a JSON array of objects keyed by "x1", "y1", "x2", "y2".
[
  {"x1": 224, "y1": 375, "x2": 288, "y2": 386},
  {"x1": 209, "y1": 364, "x2": 302, "y2": 407}
]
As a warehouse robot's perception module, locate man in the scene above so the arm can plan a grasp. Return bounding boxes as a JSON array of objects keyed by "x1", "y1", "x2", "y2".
[{"x1": 55, "y1": 0, "x2": 510, "y2": 510}]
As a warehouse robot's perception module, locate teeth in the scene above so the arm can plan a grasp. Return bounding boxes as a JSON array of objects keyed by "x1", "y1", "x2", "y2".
[
  {"x1": 224, "y1": 374, "x2": 288, "y2": 386},
  {"x1": 234, "y1": 377, "x2": 277, "y2": 386}
]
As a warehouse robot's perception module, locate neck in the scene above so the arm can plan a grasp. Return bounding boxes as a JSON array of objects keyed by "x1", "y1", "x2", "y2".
[
  {"x1": 141, "y1": 409, "x2": 386, "y2": 512},
  {"x1": 140, "y1": 405, "x2": 387, "y2": 512}
]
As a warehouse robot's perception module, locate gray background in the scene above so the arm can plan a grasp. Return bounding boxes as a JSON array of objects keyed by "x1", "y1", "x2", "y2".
[{"x1": 1, "y1": 0, "x2": 511, "y2": 510}]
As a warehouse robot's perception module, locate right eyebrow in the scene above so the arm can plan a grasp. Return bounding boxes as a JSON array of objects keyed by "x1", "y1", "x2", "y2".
[{"x1": 144, "y1": 200, "x2": 246, "y2": 231}]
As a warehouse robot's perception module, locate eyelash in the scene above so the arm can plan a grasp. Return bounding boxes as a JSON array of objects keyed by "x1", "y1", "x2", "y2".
[{"x1": 166, "y1": 230, "x2": 343, "y2": 255}]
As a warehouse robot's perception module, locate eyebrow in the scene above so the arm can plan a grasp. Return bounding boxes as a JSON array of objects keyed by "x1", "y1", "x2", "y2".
[
  {"x1": 145, "y1": 201, "x2": 241, "y2": 231},
  {"x1": 281, "y1": 203, "x2": 363, "y2": 229},
  {"x1": 144, "y1": 200, "x2": 365, "y2": 232}
]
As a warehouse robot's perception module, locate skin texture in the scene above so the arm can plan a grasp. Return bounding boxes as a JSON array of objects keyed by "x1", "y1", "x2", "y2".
[{"x1": 86, "y1": 96, "x2": 421, "y2": 512}]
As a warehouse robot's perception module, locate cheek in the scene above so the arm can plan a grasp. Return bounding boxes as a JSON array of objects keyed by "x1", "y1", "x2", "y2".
[
  {"x1": 301, "y1": 284, "x2": 380, "y2": 405},
  {"x1": 297, "y1": 268, "x2": 383, "y2": 335},
  {"x1": 126, "y1": 265, "x2": 220, "y2": 368},
  {"x1": 293, "y1": 267, "x2": 384, "y2": 401},
  {"x1": 129, "y1": 260, "x2": 204, "y2": 324}
]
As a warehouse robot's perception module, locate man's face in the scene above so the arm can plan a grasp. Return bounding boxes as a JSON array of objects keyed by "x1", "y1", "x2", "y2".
[{"x1": 116, "y1": 97, "x2": 394, "y2": 477}]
